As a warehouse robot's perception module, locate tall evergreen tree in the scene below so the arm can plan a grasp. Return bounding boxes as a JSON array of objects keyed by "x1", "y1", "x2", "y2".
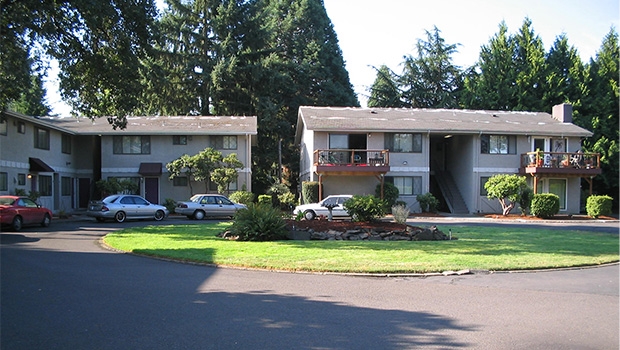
[
  {"x1": 367, "y1": 65, "x2": 404, "y2": 108},
  {"x1": 399, "y1": 26, "x2": 462, "y2": 108},
  {"x1": 7, "y1": 69, "x2": 51, "y2": 116},
  {"x1": 542, "y1": 34, "x2": 586, "y2": 109},
  {"x1": 575, "y1": 28, "x2": 619, "y2": 204},
  {"x1": 462, "y1": 22, "x2": 518, "y2": 110},
  {"x1": 512, "y1": 18, "x2": 547, "y2": 111}
]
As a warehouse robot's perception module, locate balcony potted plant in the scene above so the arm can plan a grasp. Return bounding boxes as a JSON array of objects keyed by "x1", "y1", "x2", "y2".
[{"x1": 535, "y1": 149, "x2": 544, "y2": 167}]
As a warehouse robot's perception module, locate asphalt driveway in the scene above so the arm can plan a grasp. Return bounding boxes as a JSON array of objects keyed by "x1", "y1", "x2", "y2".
[{"x1": 1, "y1": 216, "x2": 618, "y2": 349}]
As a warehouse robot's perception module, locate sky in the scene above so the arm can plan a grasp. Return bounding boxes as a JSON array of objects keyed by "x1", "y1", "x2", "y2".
[{"x1": 45, "y1": 0, "x2": 619, "y2": 115}]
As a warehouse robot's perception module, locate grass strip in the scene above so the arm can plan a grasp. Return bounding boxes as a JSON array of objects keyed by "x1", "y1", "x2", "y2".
[{"x1": 103, "y1": 223, "x2": 619, "y2": 273}]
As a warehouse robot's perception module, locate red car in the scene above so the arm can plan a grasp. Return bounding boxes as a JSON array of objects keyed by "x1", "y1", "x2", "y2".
[{"x1": 0, "y1": 195, "x2": 52, "y2": 231}]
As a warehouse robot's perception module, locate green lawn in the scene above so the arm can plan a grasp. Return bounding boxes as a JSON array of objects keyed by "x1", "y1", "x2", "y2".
[{"x1": 103, "y1": 222, "x2": 619, "y2": 274}]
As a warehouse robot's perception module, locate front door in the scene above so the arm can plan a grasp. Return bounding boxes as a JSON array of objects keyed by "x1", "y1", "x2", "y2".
[
  {"x1": 78, "y1": 178, "x2": 91, "y2": 208},
  {"x1": 144, "y1": 177, "x2": 159, "y2": 204}
]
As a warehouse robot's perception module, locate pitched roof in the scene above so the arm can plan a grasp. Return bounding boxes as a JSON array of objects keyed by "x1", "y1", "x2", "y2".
[
  {"x1": 3, "y1": 111, "x2": 257, "y2": 135},
  {"x1": 296, "y1": 106, "x2": 593, "y2": 141}
]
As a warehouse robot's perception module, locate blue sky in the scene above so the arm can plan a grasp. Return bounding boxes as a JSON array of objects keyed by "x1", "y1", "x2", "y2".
[{"x1": 46, "y1": 0, "x2": 619, "y2": 115}]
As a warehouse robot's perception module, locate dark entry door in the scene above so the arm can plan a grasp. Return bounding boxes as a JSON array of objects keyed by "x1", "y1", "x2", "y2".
[
  {"x1": 144, "y1": 178, "x2": 159, "y2": 204},
  {"x1": 78, "y1": 178, "x2": 91, "y2": 208}
]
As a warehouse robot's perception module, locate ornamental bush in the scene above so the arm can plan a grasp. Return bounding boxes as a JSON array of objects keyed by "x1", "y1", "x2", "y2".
[
  {"x1": 257, "y1": 194, "x2": 272, "y2": 206},
  {"x1": 227, "y1": 203, "x2": 288, "y2": 241},
  {"x1": 586, "y1": 195, "x2": 613, "y2": 218},
  {"x1": 391, "y1": 204, "x2": 410, "y2": 224},
  {"x1": 417, "y1": 192, "x2": 439, "y2": 213},
  {"x1": 376, "y1": 182, "x2": 399, "y2": 211},
  {"x1": 301, "y1": 181, "x2": 319, "y2": 204},
  {"x1": 530, "y1": 193, "x2": 560, "y2": 218},
  {"x1": 229, "y1": 190, "x2": 255, "y2": 205},
  {"x1": 343, "y1": 195, "x2": 386, "y2": 222}
]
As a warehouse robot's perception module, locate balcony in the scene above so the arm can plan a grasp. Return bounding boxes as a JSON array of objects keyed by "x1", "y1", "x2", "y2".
[
  {"x1": 519, "y1": 151, "x2": 601, "y2": 177},
  {"x1": 314, "y1": 149, "x2": 390, "y2": 175}
]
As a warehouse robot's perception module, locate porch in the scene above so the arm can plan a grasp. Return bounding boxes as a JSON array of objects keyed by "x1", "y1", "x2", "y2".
[
  {"x1": 313, "y1": 149, "x2": 390, "y2": 200},
  {"x1": 519, "y1": 151, "x2": 601, "y2": 194}
]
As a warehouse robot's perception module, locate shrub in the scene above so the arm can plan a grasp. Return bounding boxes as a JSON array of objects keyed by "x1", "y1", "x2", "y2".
[
  {"x1": 531, "y1": 193, "x2": 560, "y2": 218},
  {"x1": 257, "y1": 194, "x2": 272, "y2": 206},
  {"x1": 417, "y1": 192, "x2": 439, "y2": 213},
  {"x1": 343, "y1": 195, "x2": 386, "y2": 222},
  {"x1": 586, "y1": 195, "x2": 613, "y2": 218},
  {"x1": 376, "y1": 182, "x2": 399, "y2": 211},
  {"x1": 484, "y1": 174, "x2": 528, "y2": 216},
  {"x1": 278, "y1": 192, "x2": 296, "y2": 211},
  {"x1": 227, "y1": 203, "x2": 288, "y2": 241},
  {"x1": 391, "y1": 204, "x2": 410, "y2": 224},
  {"x1": 14, "y1": 188, "x2": 27, "y2": 196},
  {"x1": 302, "y1": 181, "x2": 319, "y2": 204},
  {"x1": 518, "y1": 187, "x2": 534, "y2": 216},
  {"x1": 229, "y1": 190, "x2": 255, "y2": 205},
  {"x1": 163, "y1": 198, "x2": 177, "y2": 213}
]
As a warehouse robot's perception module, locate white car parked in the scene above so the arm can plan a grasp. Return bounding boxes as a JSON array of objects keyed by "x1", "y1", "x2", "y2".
[
  {"x1": 293, "y1": 195, "x2": 353, "y2": 220},
  {"x1": 174, "y1": 194, "x2": 246, "y2": 219}
]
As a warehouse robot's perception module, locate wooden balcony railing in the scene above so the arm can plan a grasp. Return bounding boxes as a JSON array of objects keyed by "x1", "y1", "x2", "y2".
[
  {"x1": 520, "y1": 151, "x2": 601, "y2": 177},
  {"x1": 313, "y1": 149, "x2": 390, "y2": 174},
  {"x1": 521, "y1": 151, "x2": 600, "y2": 169}
]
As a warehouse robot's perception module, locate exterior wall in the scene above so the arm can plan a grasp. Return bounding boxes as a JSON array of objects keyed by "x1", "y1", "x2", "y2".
[
  {"x1": 99, "y1": 134, "x2": 253, "y2": 203},
  {"x1": 0, "y1": 114, "x2": 82, "y2": 212},
  {"x1": 320, "y1": 176, "x2": 378, "y2": 197}
]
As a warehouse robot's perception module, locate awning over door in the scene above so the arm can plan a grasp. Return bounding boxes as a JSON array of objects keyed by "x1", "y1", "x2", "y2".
[
  {"x1": 138, "y1": 162, "x2": 162, "y2": 176},
  {"x1": 29, "y1": 157, "x2": 54, "y2": 172}
]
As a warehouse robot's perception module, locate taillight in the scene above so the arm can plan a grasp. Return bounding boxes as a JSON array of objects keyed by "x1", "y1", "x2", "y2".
[
  {"x1": 178, "y1": 203, "x2": 188, "y2": 208},
  {"x1": 101, "y1": 206, "x2": 109, "y2": 212}
]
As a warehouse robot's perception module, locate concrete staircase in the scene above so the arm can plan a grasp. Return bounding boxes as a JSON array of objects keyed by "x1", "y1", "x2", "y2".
[{"x1": 434, "y1": 170, "x2": 469, "y2": 214}]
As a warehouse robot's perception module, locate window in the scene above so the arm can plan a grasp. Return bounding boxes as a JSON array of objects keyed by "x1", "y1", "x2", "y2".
[
  {"x1": 387, "y1": 176, "x2": 422, "y2": 195},
  {"x1": 173, "y1": 177, "x2": 188, "y2": 186},
  {"x1": 61, "y1": 177, "x2": 71, "y2": 196},
  {"x1": 211, "y1": 135, "x2": 237, "y2": 150},
  {"x1": 385, "y1": 133, "x2": 422, "y2": 153},
  {"x1": 18, "y1": 173, "x2": 26, "y2": 186},
  {"x1": 0, "y1": 172, "x2": 7, "y2": 191},
  {"x1": 109, "y1": 177, "x2": 140, "y2": 194},
  {"x1": 39, "y1": 175, "x2": 52, "y2": 196},
  {"x1": 17, "y1": 121, "x2": 25, "y2": 134},
  {"x1": 0, "y1": 118, "x2": 6, "y2": 135},
  {"x1": 173, "y1": 135, "x2": 187, "y2": 145},
  {"x1": 548, "y1": 179, "x2": 567, "y2": 210},
  {"x1": 481, "y1": 135, "x2": 516, "y2": 154},
  {"x1": 34, "y1": 127, "x2": 50, "y2": 150},
  {"x1": 62, "y1": 134, "x2": 72, "y2": 154},
  {"x1": 480, "y1": 176, "x2": 489, "y2": 196},
  {"x1": 329, "y1": 134, "x2": 348, "y2": 149},
  {"x1": 113, "y1": 136, "x2": 150, "y2": 154}
]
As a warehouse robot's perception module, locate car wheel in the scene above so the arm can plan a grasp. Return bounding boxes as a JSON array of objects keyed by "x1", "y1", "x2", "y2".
[
  {"x1": 114, "y1": 211, "x2": 126, "y2": 223},
  {"x1": 193, "y1": 210, "x2": 205, "y2": 220},
  {"x1": 154, "y1": 210, "x2": 165, "y2": 221},
  {"x1": 41, "y1": 213, "x2": 51, "y2": 227},
  {"x1": 303, "y1": 210, "x2": 316, "y2": 220},
  {"x1": 12, "y1": 216, "x2": 23, "y2": 231},
  {"x1": 96, "y1": 217, "x2": 106, "y2": 223}
]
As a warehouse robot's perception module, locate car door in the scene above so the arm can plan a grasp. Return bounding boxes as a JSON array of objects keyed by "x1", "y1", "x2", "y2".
[
  {"x1": 118, "y1": 196, "x2": 138, "y2": 217},
  {"x1": 333, "y1": 196, "x2": 350, "y2": 217},
  {"x1": 132, "y1": 196, "x2": 151, "y2": 217},
  {"x1": 214, "y1": 196, "x2": 236, "y2": 216},
  {"x1": 17, "y1": 198, "x2": 39, "y2": 224}
]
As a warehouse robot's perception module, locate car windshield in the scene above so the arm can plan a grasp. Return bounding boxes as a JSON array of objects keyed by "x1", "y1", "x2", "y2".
[{"x1": 0, "y1": 197, "x2": 16, "y2": 205}]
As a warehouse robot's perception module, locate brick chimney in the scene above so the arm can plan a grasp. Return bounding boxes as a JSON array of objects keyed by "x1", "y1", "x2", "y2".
[{"x1": 552, "y1": 103, "x2": 572, "y2": 123}]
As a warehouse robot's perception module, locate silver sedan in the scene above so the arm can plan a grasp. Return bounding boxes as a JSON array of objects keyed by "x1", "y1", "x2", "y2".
[
  {"x1": 87, "y1": 195, "x2": 169, "y2": 223},
  {"x1": 174, "y1": 194, "x2": 246, "y2": 220}
]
